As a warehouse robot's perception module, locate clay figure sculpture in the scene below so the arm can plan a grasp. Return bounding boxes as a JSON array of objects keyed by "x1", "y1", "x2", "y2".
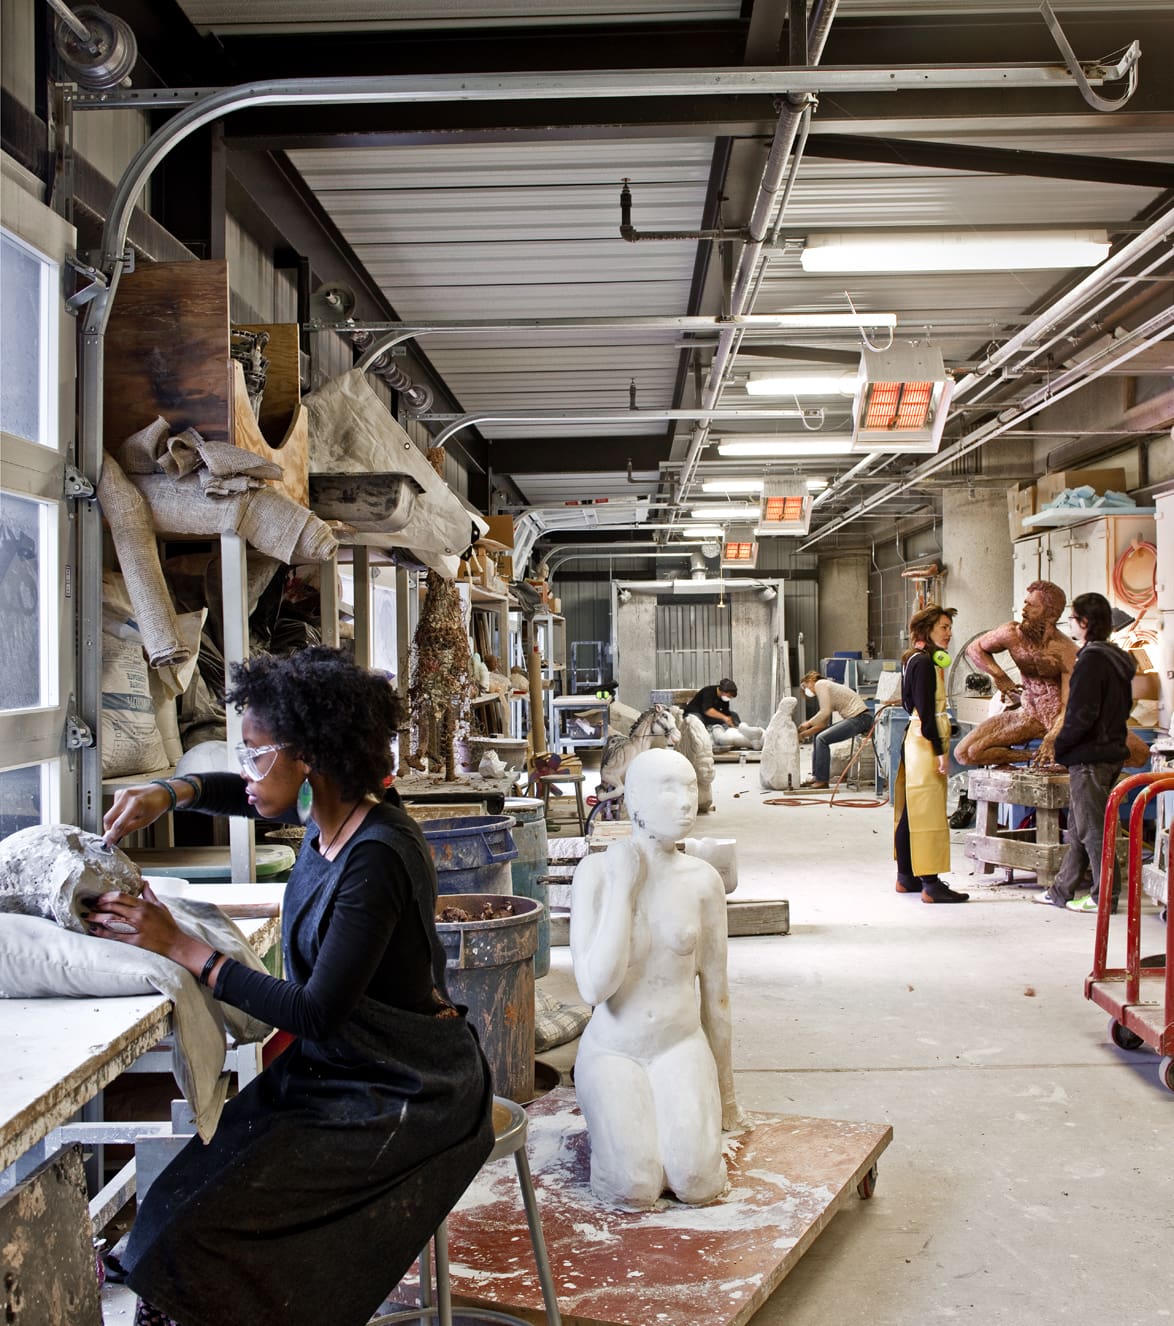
[
  {"x1": 673, "y1": 708, "x2": 716, "y2": 813},
  {"x1": 0, "y1": 824, "x2": 143, "y2": 932},
  {"x1": 571, "y1": 747, "x2": 742, "y2": 1208},
  {"x1": 759, "y1": 695, "x2": 802, "y2": 791},
  {"x1": 954, "y1": 581, "x2": 1075, "y2": 768},
  {"x1": 597, "y1": 703, "x2": 680, "y2": 798}
]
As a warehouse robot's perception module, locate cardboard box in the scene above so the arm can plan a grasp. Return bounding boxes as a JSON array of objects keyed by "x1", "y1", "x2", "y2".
[
  {"x1": 495, "y1": 553, "x2": 514, "y2": 581},
  {"x1": 483, "y1": 514, "x2": 514, "y2": 547},
  {"x1": 1008, "y1": 482, "x2": 1036, "y2": 540},
  {"x1": 1034, "y1": 467, "x2": 1127, "y2": 509}
]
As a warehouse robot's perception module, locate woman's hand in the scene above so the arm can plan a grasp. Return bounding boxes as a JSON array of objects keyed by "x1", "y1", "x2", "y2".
[
  {"x1": 936, "y1": 753, "x2": 949, "y2": 777},
  {"x1": 102, "y1": 783, "x2": 174, "y2": 848},
  {"x1": 83, "y1": 884, "x2": 186, "y2": 959}
]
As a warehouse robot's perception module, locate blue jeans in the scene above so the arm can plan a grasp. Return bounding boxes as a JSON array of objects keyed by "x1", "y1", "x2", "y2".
[{"x1": 811, "y1": 710, "x2": 873, "y2": 783}]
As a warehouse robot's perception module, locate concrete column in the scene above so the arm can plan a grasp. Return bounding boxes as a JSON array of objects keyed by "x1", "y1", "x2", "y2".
[
  {"x1": 730, "y1": 593, "x2": 774, "y2": 727},
  {"x1": 941, "y1": 488, "x2": 1015, "y2": 661},
  {"x1": 616, "y1": 594, "x2": 657, "y2": 711},
  {"x1": 818, "y1": 554, "x2": 869, "y2": 660}
]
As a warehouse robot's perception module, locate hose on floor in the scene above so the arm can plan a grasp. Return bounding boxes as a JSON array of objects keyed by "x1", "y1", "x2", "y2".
[{"x1": 764, "y1": 703, "x2": 895, "y2": 808}]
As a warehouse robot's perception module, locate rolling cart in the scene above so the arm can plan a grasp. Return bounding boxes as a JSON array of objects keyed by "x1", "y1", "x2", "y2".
[{"x1": 1085, "y1": 771, "x2": 1174, "y2": 1091}]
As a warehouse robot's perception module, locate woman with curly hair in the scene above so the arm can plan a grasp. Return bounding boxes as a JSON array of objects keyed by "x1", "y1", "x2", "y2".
[{"x1": 92, "y1": 646, "x2": 494, "y2": 1326}]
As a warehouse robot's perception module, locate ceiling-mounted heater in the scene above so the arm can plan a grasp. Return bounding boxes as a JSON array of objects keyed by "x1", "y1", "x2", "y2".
[
  {"x1": 852, "y1": 343, "x2": 954, "y2": 454},
  {"x1": 757, "y1": 478, "x2": 814, "y2": 535},
  {"x1": 720, "y1": 524, "x2": 759, "y2": 570}
]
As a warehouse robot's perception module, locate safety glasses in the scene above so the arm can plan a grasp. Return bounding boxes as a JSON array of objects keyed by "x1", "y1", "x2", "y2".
[{"x1": 234, "y1": 741, "x2": 290, "y2": 782}]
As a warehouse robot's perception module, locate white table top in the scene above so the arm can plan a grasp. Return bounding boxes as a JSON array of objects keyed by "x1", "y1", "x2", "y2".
[{"x1": 0, "y1": 905, "x2": 280, "y2": 1174}]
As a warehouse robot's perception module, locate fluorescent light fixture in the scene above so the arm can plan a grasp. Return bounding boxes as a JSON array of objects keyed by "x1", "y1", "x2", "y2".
[
  {"x1": 746, "y1": 371, "x2": 859, "y2": 397},
  {"x1": 742, "y1": 312, "x2": 898, "y2": 329},
  {"x1": 852, "y1": 344, "x2": 954, "y2": 454},
  {"x1": 757, "y1": 479, "x2": 814, "y2": 536},
  {"x1": 801, "y1": 229, "x2": 1111, "y2": 274},
  {"x1": 721, "y1": 524, "x2": 759, "y2": 570},
  {"x1": 684, "y1": 525, "x2": 726, "y2": 538},
  {"x1": 716, "y1": 437, "x2": 855, "y2": 458},
  {"x1": 701, "y1": 478, "x2": 766, "y2": 494},
  {"x1": 805, "y1": 476, "x2": 829, "y2": 491},
  {"x1": 689, "y1": 505, "x2": 762, "y2": 520}
]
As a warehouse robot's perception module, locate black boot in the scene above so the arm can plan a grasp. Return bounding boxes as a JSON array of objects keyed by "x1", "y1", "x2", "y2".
[
  {"x1": 920, "y1": 876, "x2": 970, "y2": 904},
  {"x1": 895, "y1": 873, "x2": 919, "y2": 894},
  {"x1": 949, "y1": 794, "x2": 977, "y2": 830}
]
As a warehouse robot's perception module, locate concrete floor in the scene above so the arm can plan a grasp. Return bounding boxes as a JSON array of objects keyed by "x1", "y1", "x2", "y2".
[
  {"x1": 104, "y1": 759, "x2": 1172, "y2": 1326},
  {"x1": 538, "y1": 761, "x2": 1173, "y2": 1326}
]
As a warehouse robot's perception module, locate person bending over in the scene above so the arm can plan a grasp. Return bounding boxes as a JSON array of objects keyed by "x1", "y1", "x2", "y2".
[
  {"x1": 684, "y1": 677, "x2": 740, "y2": 730},
  {"x1": 798, "y1": 669, "x2": 871, "y2": 789}
]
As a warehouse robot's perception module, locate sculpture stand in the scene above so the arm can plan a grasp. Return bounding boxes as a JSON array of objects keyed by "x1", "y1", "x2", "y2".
[
  {"x1": 438, "y1": 1087, "x2": 890, "y2": 1326},
  {"x1": 964, "y1": 768, "x2": 1070, "y2": 892}
]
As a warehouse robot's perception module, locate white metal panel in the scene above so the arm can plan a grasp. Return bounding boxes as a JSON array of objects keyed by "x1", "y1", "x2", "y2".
[{"x1": 179, "y1": 0, "x2": 741, "y2": 33}]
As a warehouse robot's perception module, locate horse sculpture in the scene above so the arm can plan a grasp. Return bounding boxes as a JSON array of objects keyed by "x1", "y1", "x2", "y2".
[{"x1": 598, "y1": 704, "x2": 680, "y2": 798}]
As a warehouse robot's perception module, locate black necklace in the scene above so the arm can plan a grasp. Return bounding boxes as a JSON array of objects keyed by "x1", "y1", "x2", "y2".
[{"x1": 320, "y1": 800, "x2": 363, "y2": 859}]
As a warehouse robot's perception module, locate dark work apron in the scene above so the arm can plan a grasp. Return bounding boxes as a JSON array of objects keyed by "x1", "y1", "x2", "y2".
[{"x1": 124, "y1": 803, "x2": 494, "y2": 1326}]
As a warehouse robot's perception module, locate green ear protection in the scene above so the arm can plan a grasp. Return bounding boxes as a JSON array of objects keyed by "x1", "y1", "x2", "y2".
[{"x1": 932, "y1": 649, "x2": 952, "y2": 669}]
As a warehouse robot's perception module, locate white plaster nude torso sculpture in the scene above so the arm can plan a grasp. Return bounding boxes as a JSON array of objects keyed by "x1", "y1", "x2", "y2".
[{"x1": 570, "y1": 747, "x2": 744, "y2": 1208}]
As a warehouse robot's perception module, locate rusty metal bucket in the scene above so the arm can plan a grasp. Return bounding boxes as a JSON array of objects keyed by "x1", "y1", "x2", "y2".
[{"x1": 435, "y1": 894, "x2": 540, "y2": 1103}]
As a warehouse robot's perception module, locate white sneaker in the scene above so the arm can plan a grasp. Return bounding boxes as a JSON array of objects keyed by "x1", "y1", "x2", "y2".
[{"x1": 1032, "y1": 889, "x2": 1060, "y2": 906}]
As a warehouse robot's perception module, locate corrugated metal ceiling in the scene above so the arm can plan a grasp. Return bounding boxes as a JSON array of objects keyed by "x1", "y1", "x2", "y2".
[{"x1": 169, "y1": 0, "x2": 1174, "y2": 542}]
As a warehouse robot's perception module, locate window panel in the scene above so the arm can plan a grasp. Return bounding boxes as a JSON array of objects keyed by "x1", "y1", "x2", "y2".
[
  {"x1": 0, "y1": 490, "x2": 55, "y2": 711},
  {"x1": 0, "y1": 229, "x2": 56, "y2": 450},
  {"x1": 0, "y1": 760, "x2": 59, "y2": 839}
]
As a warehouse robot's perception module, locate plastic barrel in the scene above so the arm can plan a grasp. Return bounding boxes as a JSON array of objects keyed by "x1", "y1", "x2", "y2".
[
  {"x1": 436, "y1": 894, "x2": 540, "y2": 1102},
  {"x1": 505, "y1": 796, "x2": 550, "y2": 978},
  {"x1": 420, "y1": 814, "x2": 519, "y2": 895}
]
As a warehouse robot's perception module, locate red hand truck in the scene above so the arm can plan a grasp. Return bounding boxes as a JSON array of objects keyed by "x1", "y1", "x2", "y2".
[{"x1": 1084, "y1": 771, "x2": 1174, "y2": 1091}]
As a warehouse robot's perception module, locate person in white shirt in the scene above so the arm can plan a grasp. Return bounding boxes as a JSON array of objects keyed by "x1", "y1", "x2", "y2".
[{"x1": 797, "y1": 669, "x2": 872, "y2": 789}]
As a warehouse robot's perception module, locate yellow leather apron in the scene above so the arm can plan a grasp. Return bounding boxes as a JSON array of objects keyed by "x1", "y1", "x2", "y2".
[{"x1": 894, "y1": 660, "x2": 952, "y2": 876}]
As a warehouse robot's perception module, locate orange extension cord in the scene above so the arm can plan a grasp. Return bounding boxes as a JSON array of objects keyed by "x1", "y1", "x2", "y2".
[{"x1": 1112, "y1": 537, "x2": 1158, "y2": 616}]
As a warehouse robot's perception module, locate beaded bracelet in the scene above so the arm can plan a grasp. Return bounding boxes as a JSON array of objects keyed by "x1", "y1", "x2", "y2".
[
  {"x1": 171, "y1": 774, "x2": 203, "y2": 808},
  {"x1": 149, "y1": 779, "x2": 177, "y2": 811}
]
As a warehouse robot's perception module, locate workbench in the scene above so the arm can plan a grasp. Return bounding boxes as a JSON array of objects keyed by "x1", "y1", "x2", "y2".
[
  {"x1": 0, "y1": 892, "x2": 280, "y2": 1194},
  {"x1": 964, "y1": 768, "x2": 1070, "y2": 890}
]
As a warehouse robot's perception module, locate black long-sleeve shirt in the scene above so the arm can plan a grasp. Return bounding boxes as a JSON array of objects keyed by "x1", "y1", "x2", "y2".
[
  {"x1": 901, "y1": 648, "x2": 945, "y2": 756},
  {"x1": 186, "y1": 775, "x2": 438, "y2": 1036}
]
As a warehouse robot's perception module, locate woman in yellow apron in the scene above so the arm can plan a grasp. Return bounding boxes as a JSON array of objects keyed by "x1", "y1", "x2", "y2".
[{"x1": 894, "y1": 604, "x2": 970, "y2": 903}]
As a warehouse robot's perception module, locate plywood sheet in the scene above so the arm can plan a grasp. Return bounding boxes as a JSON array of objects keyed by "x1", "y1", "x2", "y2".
[
  {"x1": 104, "y1": 259, "x2": 232, "y2": 447},
  {"x1": 434, "y1": 1087, "x2": 891, "y2": 1326}
]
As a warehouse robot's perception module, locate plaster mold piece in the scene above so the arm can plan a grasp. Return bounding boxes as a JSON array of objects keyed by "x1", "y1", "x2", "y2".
[
  {"x1": 710, "y1": 725, "x2": 751, "y2": 751},
  {"x1": 759, "y1": 696, "x2": 802, "y2": 791},
  {"x1": 570, "y1": 748, "x2": 742, "y2": 1208},
  {"x1": 0, "y1": 825, "x2": 143, "y2": 932},
  {"x1": 738, "y1": 723, "x2": 766, "y2": 750},
  {"x1": 681, "y1": 837, "x2": 738, "y2": 894},
  {"x1": 675, "y1": 710, "x2": 716, "y2": 813}
]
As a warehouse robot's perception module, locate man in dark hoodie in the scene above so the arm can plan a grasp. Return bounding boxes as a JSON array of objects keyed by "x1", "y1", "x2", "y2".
[{"x1": 1036, "y1": 592, "x2": 1136, "y2": 913}]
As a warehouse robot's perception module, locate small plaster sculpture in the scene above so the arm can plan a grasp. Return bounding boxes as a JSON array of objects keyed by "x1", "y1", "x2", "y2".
[
  {"x1": 0, "y1": 825, "x2": 143, "y2": 932},
  {"x1": 597, "y1": 703, "x2": 679, "y2": 800},
  {"x1": 571, "y1": 748, "x2": 743, "y2": 1208},
  {"x1": 759, "y1": 695, "x2": 802, "y2": 791}
]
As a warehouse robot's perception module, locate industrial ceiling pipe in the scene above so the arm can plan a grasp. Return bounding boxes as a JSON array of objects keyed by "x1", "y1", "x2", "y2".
[{"x1": 670, "y1": 0, "x2": 839, "y2": 527}]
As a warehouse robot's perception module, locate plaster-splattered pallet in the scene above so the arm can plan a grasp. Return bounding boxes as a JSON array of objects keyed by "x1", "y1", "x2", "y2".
[{"x1": 431, "y1": 1088, "x2": 891, "y2": 1326}]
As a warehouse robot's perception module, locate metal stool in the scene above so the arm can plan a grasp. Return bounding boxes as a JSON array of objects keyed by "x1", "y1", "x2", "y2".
[
  {"x1": 537, "y1": 773, "x2": 586, "y2": 834},
  {"x1": 371, "y1": 1098, "x2": 561, "y2": 1326}
]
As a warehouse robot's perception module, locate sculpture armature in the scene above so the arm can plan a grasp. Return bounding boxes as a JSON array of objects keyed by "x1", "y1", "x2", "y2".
[{"x1": 570, "y1": 747, "x2": 743, "y2": 1208}]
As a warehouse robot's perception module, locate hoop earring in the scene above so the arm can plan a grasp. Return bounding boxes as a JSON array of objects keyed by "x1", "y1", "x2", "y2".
[{"x1": 297, "y1": 778, "x2": 314, "y2": 824}]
